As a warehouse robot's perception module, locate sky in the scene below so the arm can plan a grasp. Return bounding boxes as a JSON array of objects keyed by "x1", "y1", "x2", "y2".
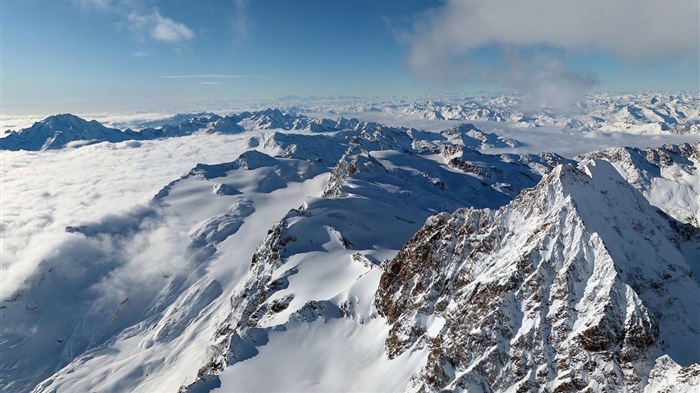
[{"x1": 1, "y1": 0, "x2": 699, "y2": 114}]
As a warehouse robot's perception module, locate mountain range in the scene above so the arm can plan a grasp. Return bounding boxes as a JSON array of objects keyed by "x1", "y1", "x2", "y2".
[
  {"x1": 280, "y1": 92, "x2": 700, "y2": 135},
  {"x1": 1, "y1": 104, "x2": 699, "y2": 392}
]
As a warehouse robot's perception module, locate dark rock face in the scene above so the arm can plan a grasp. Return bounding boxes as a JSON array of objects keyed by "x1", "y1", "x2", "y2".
[{"x1": 375, "y1": 163, "x2": 700, "y2": 392}]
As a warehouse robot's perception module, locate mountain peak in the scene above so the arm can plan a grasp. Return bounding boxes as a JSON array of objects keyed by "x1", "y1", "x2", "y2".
[
  {"x1": 42, "y1": 113, "x2": 89, "y2": 123},
  {"x1": 376, "y1": 157, "x2": 700, "y2": 391},
  {"x1": 39, "y1": 113, "x2": 115, "y2": 131},
  {"x1": 581, "y1": 158, "x2": 626, "y2": 183},
  {"x1": 0, "y1": 113, "x2": 127, "y2": 151}
]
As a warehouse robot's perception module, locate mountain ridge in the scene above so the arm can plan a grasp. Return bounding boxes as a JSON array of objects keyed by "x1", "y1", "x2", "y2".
[{"x1": 0, "y1": 111, "x2": 364, "y2": 151}]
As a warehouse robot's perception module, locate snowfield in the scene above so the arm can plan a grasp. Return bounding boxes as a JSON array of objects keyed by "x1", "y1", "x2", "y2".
[{"x1": 1, "y1": 93, "x2": 699, "y2": 392}]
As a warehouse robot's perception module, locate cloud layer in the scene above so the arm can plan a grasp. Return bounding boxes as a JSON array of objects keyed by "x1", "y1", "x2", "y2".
[
  {"x1": 160, "y1": 74, "x2": 248, "y2": 79},
  {"x1": 0, "y1": 131, "x2": 254, "y2": 299}
]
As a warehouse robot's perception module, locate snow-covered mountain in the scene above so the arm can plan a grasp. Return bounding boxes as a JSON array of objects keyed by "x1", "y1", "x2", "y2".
[
  {"x1": 2, "y1": 103, "x2": 700, "y2": 392},
  {"x1": 133, "y1": 112, "x2": 220, "y2": 129},
  {"x1": 0, "y1": 114, "x2": 136, "y2": 150},
  {"x1": 0, "y1": 110, "x2": 358, "y2": 151},
  {"x1": 274, "y1": 92, "x2": 699, "y2": 135},
  {"x1": 1, "y1": 119, "x2": 560, "y2": 392},
  {"x1": 577, "y1": 143, "x2": 700, "y2": 227},
  {"x1": 377, "y1": 160, "x2": 700, "y2": 391},
  {"x1": 397, "y1": 93, "x2": 700, "y2": 134},
  {"x1": 3, "y1": 92, "x2": 698, "y2": 151}
]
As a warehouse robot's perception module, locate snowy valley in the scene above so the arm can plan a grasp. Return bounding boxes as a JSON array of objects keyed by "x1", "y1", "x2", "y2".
[{"x1": 1, "y1": 93, "x2": 700, "y2": 393}]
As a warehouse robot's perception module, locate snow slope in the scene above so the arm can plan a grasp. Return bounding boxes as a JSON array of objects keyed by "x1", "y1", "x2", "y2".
[{"x1": 578, "y1": 143, "x2": 700, "y2": 227}]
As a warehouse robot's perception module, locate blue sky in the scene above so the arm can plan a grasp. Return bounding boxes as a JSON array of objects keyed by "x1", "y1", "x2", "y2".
[{"x1": 2, "y1": 0, "x2": 698, "y2": 114}]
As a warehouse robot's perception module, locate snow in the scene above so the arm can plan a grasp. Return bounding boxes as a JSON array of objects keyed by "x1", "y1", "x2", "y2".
[
  {"x1": 570, "y1": 160, "x2": 700, "y2": 367},
  {"x1": 1, "y1": 93, "x2": 699, "y2": 392},
  {"x1": 214, "y1": 317, "x2": 427, "y2": 393},
  {"x1": 20, "y1": 163, "x2": 331, "y2": 393}
]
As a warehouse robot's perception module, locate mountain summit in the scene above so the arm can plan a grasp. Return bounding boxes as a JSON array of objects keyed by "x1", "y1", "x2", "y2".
[
  {"x1": 377, "y1": 160, "x2": 700, "y2": 391},
  {"x1": 0, "y1": 114, "x2": 133, "y2": 150}
]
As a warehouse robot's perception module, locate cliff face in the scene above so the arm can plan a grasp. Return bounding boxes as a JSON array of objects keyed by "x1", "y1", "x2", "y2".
[{"x1": 377, "y1": 161, "x2": 700, "y2": 392}]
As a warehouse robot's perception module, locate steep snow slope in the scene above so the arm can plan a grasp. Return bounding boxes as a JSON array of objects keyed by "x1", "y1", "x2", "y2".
[
  {"x1": 376, "y1": 160, "x2": 700, "y2": 392},
  {"x1": 578, "y1": 142, "x2": 700, "y2": 227}
]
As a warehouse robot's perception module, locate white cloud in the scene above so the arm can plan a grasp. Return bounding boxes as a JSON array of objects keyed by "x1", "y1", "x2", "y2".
[
  {"x1": 74, "y1": 0, "x2": 117, "y2": 12},
  {"x1": 401, "y1": 0, "x2": 700, "y2": 107},
  {"x1": 74, "y1": 0, "x2": 144, "y2": 15},
  {"x1": 406, "y1": 0, "x2": 699, "y2": 65},
  {"x1": 75, "y1": 1, "x2": 195, "y2": 44},
  {"x1": 151, "y1": 11, "x2": 195, "y2": 42},
  {"x1": 128, "y1": 9, "x2": 194, "y2": 43},
  {"x1": 231, "y1": 0, "x2": 251, "y2": 42}
]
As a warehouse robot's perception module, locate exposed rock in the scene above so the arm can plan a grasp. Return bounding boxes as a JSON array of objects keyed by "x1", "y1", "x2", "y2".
[{"x1": 376, "y1": 161, "x2": 700, "y2": 392}]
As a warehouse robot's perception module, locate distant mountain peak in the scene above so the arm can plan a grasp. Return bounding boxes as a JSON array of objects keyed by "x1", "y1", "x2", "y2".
[{"x1": 39, "y1": 113, "x2": 104, "y2": 128}]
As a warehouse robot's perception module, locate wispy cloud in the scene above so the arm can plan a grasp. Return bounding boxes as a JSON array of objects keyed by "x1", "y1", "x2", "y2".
[
  {"x1": 74, "y1": 0, "x2": 120, "y2": 12},
  {"x1": 202, "y1": 82, "x2": 219, "y2": 85},
  {"x1": 231, "y1": 0, "x2": 251, "y2": 43},
  {"x1": 75, "y1": 0, "x2": 195, "y2": 44},
  {"x1": 160, "y1": 74, "x2": 252, "y2": 79}
]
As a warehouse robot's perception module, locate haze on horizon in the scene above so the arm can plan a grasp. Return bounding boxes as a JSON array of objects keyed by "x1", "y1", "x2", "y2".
[{"x1": 1, "y1": 0, "x2": 698, "y2": 115}]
